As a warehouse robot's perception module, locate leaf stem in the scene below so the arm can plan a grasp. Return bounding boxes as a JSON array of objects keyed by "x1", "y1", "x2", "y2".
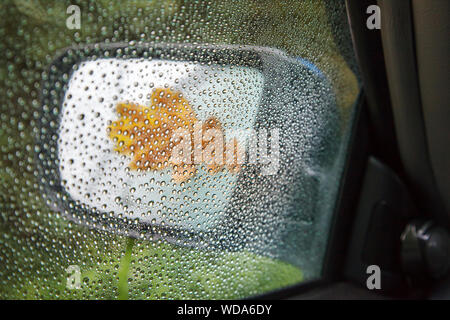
[{"x1": 118, "y1": 237, "x2": 135, "y2": 300}]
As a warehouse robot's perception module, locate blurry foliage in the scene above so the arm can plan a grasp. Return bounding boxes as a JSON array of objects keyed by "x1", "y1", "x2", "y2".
[{"x1": 0, "y1": 0, "x2": 357, "y2": 299}]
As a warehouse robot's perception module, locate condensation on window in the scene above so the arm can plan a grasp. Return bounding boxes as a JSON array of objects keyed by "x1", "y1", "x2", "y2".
[{"x1": 0, "y1": 0, "x2": 360, "y2": 299}]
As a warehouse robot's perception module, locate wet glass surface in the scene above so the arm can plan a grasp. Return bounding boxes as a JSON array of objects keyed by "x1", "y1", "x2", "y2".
[{"x1": 0, "y1": 1, "x2": 360, "y2": 299}]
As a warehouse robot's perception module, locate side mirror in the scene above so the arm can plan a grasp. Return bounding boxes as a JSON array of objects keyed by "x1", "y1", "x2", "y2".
[{"x1": 36, "y1": 43, "x2": 338, "y2": 265}]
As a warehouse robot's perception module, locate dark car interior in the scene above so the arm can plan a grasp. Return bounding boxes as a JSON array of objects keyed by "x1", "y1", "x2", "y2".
[{"x1": 267, "y1": 0, "x2": 450, "y2": 300}]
